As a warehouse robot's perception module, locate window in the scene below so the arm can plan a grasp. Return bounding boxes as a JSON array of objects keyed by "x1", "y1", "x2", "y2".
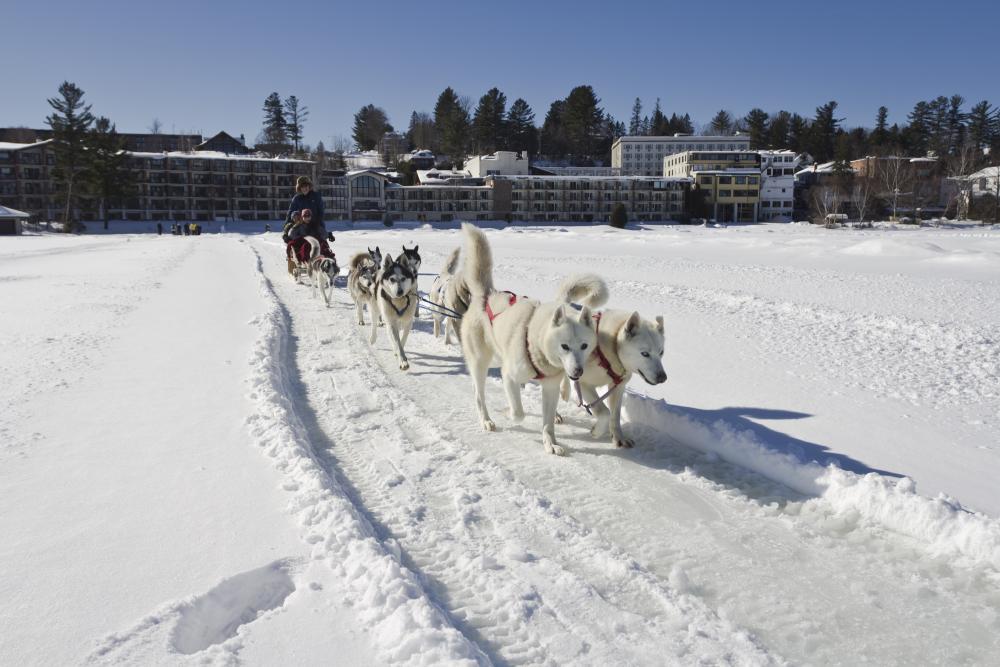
[
  {"x1": 719, "y1": 176, "x2": 732, "y2": 184},
  {"x1": 351, "y1": 175, "x2": 381, "y2": 199},
  {"x1": 699, "y1": 176, "x2": 712, "y2": 185},
  {"x1": 748, "y1": 176, "x2": 758, "y2": 184},
  {"x1": 736, "y1": 176, "x2": 747, "y2": 185},
  {"x1": 719, "y1": 190, "x2": 732, "y2": 197}
]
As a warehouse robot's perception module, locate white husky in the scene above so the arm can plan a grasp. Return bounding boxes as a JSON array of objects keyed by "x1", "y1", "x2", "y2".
[
  {"x1": 347, "y1": 252, "x2": 378, "y2": 325},
  {"x1": 428, "y1": 246, "x2": 471, "y2": 345},
  {"x1": 557, "y1": 276, "x2": 667, "y2": 448},
  {"x1": 308, "y1": 255, "x2": 339, "y2": 306},
  {"x1": 372, "y1": 253, "x2": 418, "y2": 371},
  {"x1": 459, "y1": 223, "x2": 602, "y2": 456}
]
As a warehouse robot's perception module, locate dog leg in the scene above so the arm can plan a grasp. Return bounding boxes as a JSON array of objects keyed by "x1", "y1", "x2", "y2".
[
  {"x1": 369, "y1": 301, "x2": 379, "y2": 344},
  {"x1": 433, "y1": 314, "x2": 441, "y2": 338},
  {"x1": 607, "y1": 384, "x2": 632, "y2": 448},
  {"x1": 502, "y1": 372, "x2": 525, "y2": 422},
  {"x1": 584, "y1": 384, "x2": 611, "y2": 438},
  {"x1": 463, "y1": 333, "x2": 495, "y2": 432},
  {"x1": 386, "y1": 320, "x2": 409, "y2": 371},
  {"x1": 540, "y1": 379, "x2": 566, "y2": 455},
  {"x1": 355, "y1": 299, "x2": 365, "y2": 326}
]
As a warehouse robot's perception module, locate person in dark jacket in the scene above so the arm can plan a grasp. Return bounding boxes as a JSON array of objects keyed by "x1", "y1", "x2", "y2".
[{"x1": 286, "y1": 175, "x2": 333, "y2": 258}]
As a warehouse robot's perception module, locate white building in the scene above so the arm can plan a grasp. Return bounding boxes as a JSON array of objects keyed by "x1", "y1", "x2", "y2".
[
  {"x1": 969, "y1": 166, "x2": 1000, "y2": 198},
  {"x1": 464, "y1": 151, "x2": 530, "y2": 177},
  {"x1": 758, "y1": 150, "x2": 801, "y2": 221},
  {"x1": 612, "y1": 134, "x2": 751, "y2": 176}
]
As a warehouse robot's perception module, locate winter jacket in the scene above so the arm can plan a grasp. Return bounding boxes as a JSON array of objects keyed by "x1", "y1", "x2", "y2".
[
  {"x1": 287, "y1": 190, "x2": 325, "y2": 237},
  {"x1": 288, "y1": 220, "x2": 310, "y2": 241}
]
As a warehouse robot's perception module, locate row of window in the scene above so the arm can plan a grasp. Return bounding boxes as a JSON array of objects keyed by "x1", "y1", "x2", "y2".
[{"x1": 622, "y1": 142, "x2": 748, "y2": 153}]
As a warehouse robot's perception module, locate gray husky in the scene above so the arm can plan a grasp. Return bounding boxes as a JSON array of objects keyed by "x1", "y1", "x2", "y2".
[
  {"x1": 347, "y1": 252, "x2": 378, "y2": 325},
  {"x1": 557, "y1": 276, "x2": 667, "y2": 448},
  {"x1": 459, "y1": 224, "x2": 604, "y2": 456},
  {"x1": 372, "y1": 253, "x2": 418, "y2": 370}
]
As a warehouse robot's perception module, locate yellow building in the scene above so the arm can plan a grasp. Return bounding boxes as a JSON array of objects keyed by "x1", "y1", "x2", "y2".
[{"x1": 664, "y1": 151, "x2": 762, "y2": 222}]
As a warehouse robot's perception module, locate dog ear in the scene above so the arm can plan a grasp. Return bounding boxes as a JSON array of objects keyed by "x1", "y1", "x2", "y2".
[
  {"x1": 414, "y1": 245, "x2": 418, "y2": 253},
  {"x1": 655, "y1": 315, "x2": 665, "y2": 334},
  {"x1": 383, "y1": 253, "x2": 393, "y2": 269},
  {"x1": 552, "y1": 305, "x2": 566, "y2": 326},
  {"x1": 578, "y1": 305, "x2": 593, "y2": 328},
  {"x1": 625, "y1": 312, "x2": 641, "y2": 338}
]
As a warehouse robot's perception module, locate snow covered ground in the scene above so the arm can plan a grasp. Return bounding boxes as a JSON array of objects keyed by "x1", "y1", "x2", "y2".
[{"x1": 1, "y1": 221, "x2": 999, "y2": 665}]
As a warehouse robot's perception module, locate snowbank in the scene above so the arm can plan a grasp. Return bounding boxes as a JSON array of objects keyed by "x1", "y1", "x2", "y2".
[
  {"x1": 244, "y1": 246, "x2": 486, "y2": 666},
  {"x1": 624, "y1": 393, "x2": 1000, "y2": 570}
]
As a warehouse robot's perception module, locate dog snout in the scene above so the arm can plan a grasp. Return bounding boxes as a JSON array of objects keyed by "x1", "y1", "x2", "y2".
[
  {"x1": 569, "y1": 368, "x2": 583, "y2": 381},
  {"x1": 656, "y1": 371, "x2": 668, "y2": 384}
]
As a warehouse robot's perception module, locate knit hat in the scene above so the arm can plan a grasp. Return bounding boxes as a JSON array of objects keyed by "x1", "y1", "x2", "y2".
[{"x1": 296, "y1": 175, "x2": 313, "y2": 192}]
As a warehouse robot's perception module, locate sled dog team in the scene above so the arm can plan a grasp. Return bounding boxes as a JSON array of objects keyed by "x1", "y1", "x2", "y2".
[{"x1": 332, "y1": 223, "x2": 667, "y2": 456}]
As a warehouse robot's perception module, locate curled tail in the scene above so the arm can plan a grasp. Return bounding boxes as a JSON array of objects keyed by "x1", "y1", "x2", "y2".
[
  {"x1": 349, "y1": 251, "x2": 373, "y2": 272},
  {"x1": 461, "y1": 223, "x2": 493, "y2": 299},
  {"x1": 441, "y1": 246, "x2": 461, "y2": 277},
  {"x1": 556, "y1": 273, "x2": 609, "y2": 308}
]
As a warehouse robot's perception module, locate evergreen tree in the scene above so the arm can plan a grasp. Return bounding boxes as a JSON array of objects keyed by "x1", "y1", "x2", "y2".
[
  {"x1": 788, "y1": 113, "x2": 809, "y2": 154},
  {"x1": 472, "y1": 87, "x2": 507, "y2": 153},
  {"x1": 677, "y1": 113, "x2": 695, "y2": 135},
  {"x1": 808, "y1": 101, "x2": 842, "y2": 162},
  {"x1": 609, "y1": 202, "x2": 627, "y2": 228},
  {"x1": 283, "y1": 95, "x2": 309, "y2": 152},
  {"x1": 506, "y1": 98, "x2": 537, "y2": 155},
  {"x1": 945, "y1": 94, "x2": 967, "y2": 155},
  {"x1": 708, "y1": 109, "x2": 733, "y2": 135},
  {"x1": 650, "y1": 98, "x2": 669, "y2": 135},
  {"x1": 539, "y1": 100, "x2": 568, "y2": 159},
  {"x1": 351, "y1": 104, "x2": 392, "y2": 151},
  {"x1": 905, "y1": 101, "x2": 932, "y2": 155},
  {"x1": 871, "y1": 106, "x2": 890, "y2": 152},
  {"x1": 261, "y1": 92, "x2": 288, "y2": 148},
  {"x1": 406, "y1": 111, "x2": 435, "y2": 151},
  {"x1": 46, "y1": 81, "x2": 95, "y2": 225},
  {"x1": 433, "y1": 87, "x2": 471, "y2": 163},
  {"x1": 743, "y1": 108, "x2": 770, "y2": 149},
  {"x1": 561, "y1": 85, "x2": 605, "y2": 162},
  {"x1": 85, "y1": 117, "x2": 134, "y2": 230},
  {"x1": 629, "y1": 98, "x2": 643, "y2": 135},
  {"x1": 967, "y1": 100, "x2": 998, "y2": 151},
  {"x1": 768, "y1": 110, "x2": 791, "y2": 148},
  {"x1": 639, "y1": 115, "x2": 651, "y2": 136}
]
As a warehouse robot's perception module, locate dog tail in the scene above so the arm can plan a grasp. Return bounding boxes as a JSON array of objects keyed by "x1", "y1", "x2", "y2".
[
  {"x1": 556, "y1": 273, "x2": 609, "y2": 309},
  {"x1": 441, "y1": 246, "x2": 461, "y2": 277},
  {"x1": 461, "y1": 223, "x2": 493, "y2": 299},
  {"x1": 349, "y1": 251, "x2": 372, "y2": 272}
]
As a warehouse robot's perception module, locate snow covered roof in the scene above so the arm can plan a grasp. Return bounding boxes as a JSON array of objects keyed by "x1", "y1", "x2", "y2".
[
  {"x1": 491, "y1": 174, "x2": 692, "y2": 183},
  {"x1": 126, "y1": 150, "x2": 311, "y2": 163},
  {"x1": 416, "y1": 169, "x2": 472, "y2": 184},
  {"x1": 0, "y1": 204, "x2": 30, "y2": 218},
  {"x1": 795, "y1": 161, "x2": 843, "y2": 176},
  {"x1": 969, "y1": 166, "x2": 1000, "y2": 179},
  {"x1": 0, "y1": 140, "x2": 51, "y2": 151}
]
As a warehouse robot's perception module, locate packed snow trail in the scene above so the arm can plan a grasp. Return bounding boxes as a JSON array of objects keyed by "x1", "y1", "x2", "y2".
[{"x1": 251, "y1": 230, "x2": 1000, "y2": 666}]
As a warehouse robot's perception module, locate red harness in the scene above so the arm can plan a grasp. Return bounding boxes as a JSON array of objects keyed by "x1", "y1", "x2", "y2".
[
  {"x1": 484, "y1": 291, "x2": 546, "y2": 380},
  {"x1": 592, "y1": 312, "x2": 624, "y2": 386}
]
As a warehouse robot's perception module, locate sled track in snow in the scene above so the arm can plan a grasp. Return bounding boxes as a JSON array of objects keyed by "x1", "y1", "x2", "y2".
[{"x1": 254, "y1": 238, "x2": 1000, "y2": 666}]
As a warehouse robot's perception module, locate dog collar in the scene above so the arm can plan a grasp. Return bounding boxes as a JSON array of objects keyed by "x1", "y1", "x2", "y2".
[
  {"x1": 592, "y1": 312, "x2": 625, "y2": 386},
  {"x1": 485, "y1": 291, "x2": 518, "y2": 324},
  {"x1": 380, "y1": 289, "x2": 411, "y2": 317}
]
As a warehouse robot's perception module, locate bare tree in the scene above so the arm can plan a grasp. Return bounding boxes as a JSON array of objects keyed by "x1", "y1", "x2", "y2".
[
  {"x1": 878, "y1": 157, "x2": 913, "y2": 220},
  {"x1": 809, "y1": 185, "x2": 844, "y2": 225},
  {"x1": 850, "y1": 171, "x2": 878, "y2": 225},
  {"x1": 149, "y1": 118, "x2": 163, "y2": 134},
  {"x1": 947, "y1": 142, "x2": 979, "y2": 220}
]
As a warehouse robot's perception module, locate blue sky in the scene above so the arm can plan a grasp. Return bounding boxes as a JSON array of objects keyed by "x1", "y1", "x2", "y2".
[{"x1": 4, "y1": 0, "x2": 997, "y2": 147}]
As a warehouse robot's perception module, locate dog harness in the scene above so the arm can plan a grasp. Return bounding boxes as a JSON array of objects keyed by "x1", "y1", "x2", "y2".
[
  {"x1": 574, "y1": 312, "x2": 627, "y2": 415},
  {"x1": 484, "y1": 291, "x2": 546, "y2": 380},
  {"x1": 380, "y1": 290, "x2": 412, "y2": 317}
]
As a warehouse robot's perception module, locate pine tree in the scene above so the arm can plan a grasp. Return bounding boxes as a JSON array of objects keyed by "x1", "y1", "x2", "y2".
[
  {"x1": 788, "y1": 113, "x2": 809, "y2": 154},
  {"x1": 768, "y1": 110, "x2": 791, "y2": 148},
  {"x1": 629, "y1": 98, "x2": 643, "y2": 136},
  {"x1": 650, "y1": 98, "x2": 669, "y2": 135},
  {"x1": 905, "y1": 101, "x2": 932, "y2": 156},
  {"x1": 540, "y1": 100, "x2": 568, "y2": 159},
  {"x1": 946, "y1": 95, "x2": 967, "y2": 156},
  {"x1": 561, "y1": 86, "x2": 605, "y2": 162},
  {"x1": 352, "y1": 104, "x2": 392, "y2": 151},
  {"x1": 86, "y1": 117, "x2": 134, "y2": 230},
  {"x1": 284, "y1": 95, "x2": 309, "y2": 152},
  {"x1": 808, "y1": 101, "x2": 842, "y2": 162},
  {"x1": 506, "y1": 98, "x2": 537, "y2": 155},
  {"x1": 46, "y1": 81, "x2": 95, "y2": 226},
  {"x1": 871, "y1": 106, "x2": 890, "y2": 152},
  {"x1": 743, "y1": 108, "x2": 770, "y2": 149},
  {"x1": 708, "y1": 109, "x2": 733, "y2": 135},
  {"x1": 406, "y1": 111, "x2": 435, "y2": 151},
  {"x1": 472, "y1": 87, "x2": 507, "y2": 153},
  {"x1": 261, "y1": 92, "x2": 288, "y2": 150},
  {"x1": 433, "y1": 87, "x2": 471, "y2": 165},
  {"x1": 967, "y1": 100, "x2": 998, "y2": 151}
]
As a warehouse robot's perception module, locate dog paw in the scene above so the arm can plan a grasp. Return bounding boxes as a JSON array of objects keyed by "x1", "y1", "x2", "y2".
[
  {"x1": 482, "y1": 419, "x2": 496, "y2": 432},
  {"x1": 399, "y1": 360, "x2": 410, "y2": 371},
  {"x1": 613, "y1": 436, "x2": 634, "y2": 449},
  {"x1": 545, "y1": 441, "x2": 567, "y2": 456}
]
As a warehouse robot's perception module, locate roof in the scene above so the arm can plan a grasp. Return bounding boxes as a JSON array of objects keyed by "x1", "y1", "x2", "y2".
[
  {"x1": 126, "y1": 150, "x2": 311, "y2": 163},
  {"x1": 490, "y1": 174, "x2": 691, "y2": 183},
  {"x1": 416, "y1": 169, "x2": 472, "y2": 184},
  {"x1": 0, "y1": 204, "x2": 30, "y2": 218},
  {"x1": 0, "y1": 140, "x2": 52, "y2": 151},
  {"x1": 969, "y1": 166, "x2": 1000, "y2": 179},
  {"x1": 614, "y1": 134, "x2": 750, "y2": 144}
]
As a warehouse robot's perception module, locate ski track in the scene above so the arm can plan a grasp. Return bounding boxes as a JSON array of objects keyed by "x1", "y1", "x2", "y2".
[{"x1": 253, "y1": 237, "x2": 1000, "y2": 666}]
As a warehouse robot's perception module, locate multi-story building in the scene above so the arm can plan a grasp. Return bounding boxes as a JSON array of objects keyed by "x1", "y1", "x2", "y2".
[
  {"x1": 489, "y1": 175, "x2": 689, "y2": 223},
  {"x1": 612, "y1": 134, "x2": 751, "y2": 176},
  {"x1": 0, "y1": 128, "x2": 202, "y2": 153},
  {"x1": 663, "y1": 151, "x2": 762, "y2": 222},
  {"x1": 385, "y1": 181, "x2": 494, "y2": 222},
  {"x1": 758, "y1": 150, "x2": 800, "y2": 221},
  {"x1": 0, "y1": 140, "x2": 56, "y2": 219},
  {"x1": 464, "y1": 151, "x2": 530, "y2": 177}
]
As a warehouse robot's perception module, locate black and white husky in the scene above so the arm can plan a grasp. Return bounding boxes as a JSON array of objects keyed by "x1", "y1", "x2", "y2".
[
  {"x1": 428, "y1": 246, "x2": 471, "y2": 345},
  {"x1": 400, "y1": 245, "x2": 421, "y2": 316},
  {"x1": 372, "y1": 254, "x2": 418, "y2": 370},
  {"x1": 347, "y1": 252, "x2": 378, "y2": 325},
  {"x1": 308, "y1": 255, "x2": 339, "y2": 306},
  {"x1": 367, "y1": 246, "x2": 383, "y2": 268}
]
